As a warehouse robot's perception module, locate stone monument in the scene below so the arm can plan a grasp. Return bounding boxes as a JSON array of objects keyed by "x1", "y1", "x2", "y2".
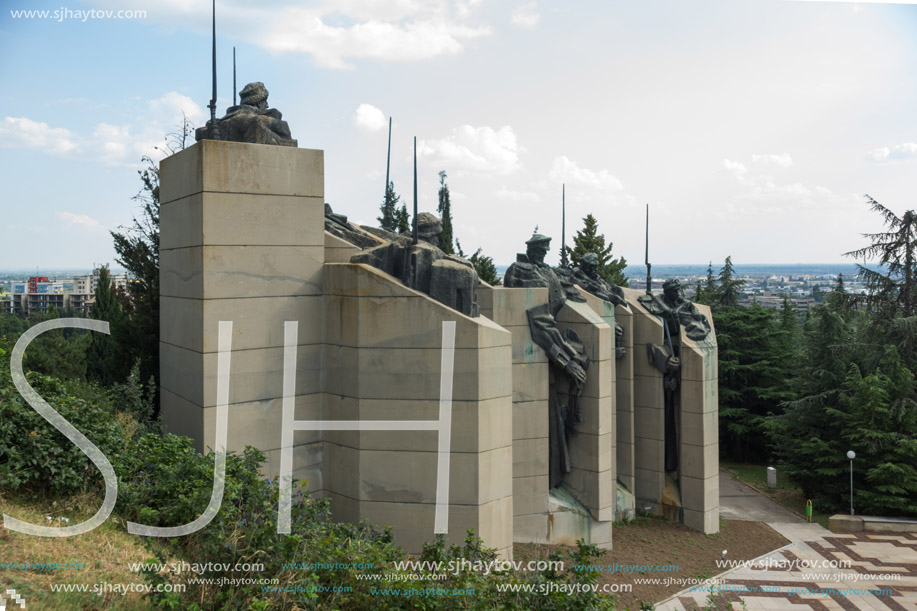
[{"x1": 195, "y1": 82, "x2": 297, "y2": 147}]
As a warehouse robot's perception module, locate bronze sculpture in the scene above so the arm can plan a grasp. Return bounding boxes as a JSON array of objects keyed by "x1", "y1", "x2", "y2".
[
  {"x1": 195, "y1": 82, "x2": 297, "y2": 147},
  {"x1": 504, "y1": 231, "x2": 589, "y2": 488}
]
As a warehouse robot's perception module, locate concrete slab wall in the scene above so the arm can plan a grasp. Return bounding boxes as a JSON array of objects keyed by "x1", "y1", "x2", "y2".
[
  {"x1": 323, "y1": 264, "x2": 514, "y2": 557},
  {"x1": 159, "y1": 140, "x2": 325, "y2": 494}
]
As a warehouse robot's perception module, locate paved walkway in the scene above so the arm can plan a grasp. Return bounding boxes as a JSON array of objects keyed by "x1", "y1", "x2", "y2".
[
  {"x1": 718, "y1": 471, "x2": 805, "y2": 523},
  {"x1": 656, "y1": 474, "x2": 917, "y2": 610}
]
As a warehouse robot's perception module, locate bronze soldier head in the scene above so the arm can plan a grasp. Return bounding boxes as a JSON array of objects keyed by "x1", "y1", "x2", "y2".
[{"x1": 525, "y1": 231, "x2": 551, "y2": 265}]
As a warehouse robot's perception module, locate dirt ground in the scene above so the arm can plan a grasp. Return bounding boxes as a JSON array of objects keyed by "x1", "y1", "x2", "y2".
[{"x1": 514, "y1": 517, "x2": 789, "y2": 610}]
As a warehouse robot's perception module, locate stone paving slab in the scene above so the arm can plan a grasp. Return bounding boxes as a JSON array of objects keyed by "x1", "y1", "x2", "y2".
[{"x1": 656, "y1": 522, "x2": 917, "y2": 610}]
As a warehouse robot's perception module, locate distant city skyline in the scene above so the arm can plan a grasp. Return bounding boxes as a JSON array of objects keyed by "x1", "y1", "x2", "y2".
[{"x1": 2, "y1": 0, "x2": 915, "y2": 269}]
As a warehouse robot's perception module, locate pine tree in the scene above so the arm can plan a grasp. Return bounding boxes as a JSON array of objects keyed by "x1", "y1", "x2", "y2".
[
  {"x1": 86, "y1": 267, "x2": 128, "y2": 386},
  {"x1": 844, "y1": 195, "x2": 917, "y2": 318},
  {"x1": 694, "y1": 262, "x2": 717, "y2": 306},
  {"x1": 456, "y1": 239, "x2": 499, "y2": 285},
  {"x1": 394, "y1": 204, "x2": 410, "y2": 234},
  {"x1": 437, "y1": 171, "x2": 454, "y2": 254},
  {"x1": 715, "y1": 256, "x2": 745, "y2": 308},
  {"x1": 378, "y1": 181, "x2": 401, "y2": 231},
  {"x1": 570, "y1": 214, "x2": 628, "y2": 286}
]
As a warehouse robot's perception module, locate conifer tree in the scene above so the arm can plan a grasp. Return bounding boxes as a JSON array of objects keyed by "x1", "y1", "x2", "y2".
[
  {"x1": 437, "y1": 171, "x2": 454, "y2": 254},
  {"x1": 86, "y1": 267, "x2": 128, "y2": 386},
  {"x1": 715, "y1": 256, "x2": 744, "y2": 307},
  {"x1": 570, "y1": 214, "x2": 628, "y2": 286},
  {"x1": 394, "y1": 203, "x2": 410, "y2": 234},
  {"x1": 378, "y1": 181, "x2": 401, "y2": 232}
]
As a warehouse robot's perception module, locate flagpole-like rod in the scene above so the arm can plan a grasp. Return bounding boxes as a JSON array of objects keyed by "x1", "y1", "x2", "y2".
[
  {"x1": 207, "y1": 0, "x2": 219, "y2": 140},
  {"x1": 384, "y1": 117, "x2": 392, "y2": 206},
  {"x1": 412, "y1": 136, "x2": 418, "y2": 245},
  {"x1": 561, "y1": 183, "x2": 567, "y2": 266},
  {"x1": 232, "y1": 46, "x2": 237, "y2": 106},
  {"x1": 644, "y1": 204, "x2": 652, "y2": 295}
]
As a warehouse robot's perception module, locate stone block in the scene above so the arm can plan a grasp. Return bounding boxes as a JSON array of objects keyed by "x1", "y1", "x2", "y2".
[
  {"x1": 506, "y1": 324, "x2": 548, "y2": 364},
  {"x1": 323, "y1": 344, "x2": 512, "y2": 402},
  {"x1": 160, "y1": 246, "x2": 324, "y2": 300},
  {"x1": 581, "y1": 358, "x2": 612, "y2": 401},
  {"x1": 488, "y1": 287, "x2": 549, "y2": 327},
  {"x1": 318, "y1": 395, "x2": 513, "y2": 454},
  {"x1": 324, "y1": 231, "x2": 361, "y2": 263},
  {"x1": 634, "y1": 405, "x2": 664, "y2": 442},
  {"x1": 322, "y1": 442, "x2": 360, "y2": 500},
  {"x1": 161, "y1": 295, "x2": 323, "y2": 353},
  {"x1": 681, "y1": 379, "x2": 718, "y2": 414},
  {"x1": 681, "y1": 410, "x2": 718, "y2": 447},
  {"x1": 513, "y1": 400, "x2": 548, "y2": 441},
  {"x1": 635, "y1": 437, "x2": 663, "y2": 472},
  {"x1": 680, "y1": 474, "x2": 719, "y2": 512},
  {"x1": 197, "y1": 393, "x2": 322, "y2": 454},
  {"x1": 568, "y1": 431, "x2": 613, "y2": 473},
  {"x1": 513, "y1": 513, "x2": 548, "y2": 543},
  {"x1": 617, "y1": 441, "x2": 634, "y2": 490},
  {"x1": 265, "y1": 442, "x2": 323, "y2": 485},
  {"x1": 160, "y1": 342, "x2": 322, "y2": 408},
  {"x1": 160, "y1": 140, "x2": 323, "y2": 203},
  {"x1": 465, "y1": 496, "x2": 514, "y2": 555},
  {"x1": 634, "y1": 468, "x2": 662, "y2": 504},
  {"x1": 578, "y1": 394, "x2": 612, "y2": 436},
  {"x1": 356, "y1": 445, "x2": 512, "y2": 505},
  {"x1": 512, "y1": 362, "x2": 549, "y2": 403},
  {"x1": 680, "y1": 341, "x2": 717, "y2": 382},
  {"x1": 513, "y1": 438, "x2": 548, "y2": 478},
  {"x1": 513, "y1": 475, "x2": 549, "y2": 516},
  {"x1": 564, "y1": 468, "x2": 613, "y2": 521},
  {"x1": 681, "y1": 442, "x2": 719, "y2": 480},
  {"x1": 634, "y1": 374, "x2": 663, "y2": 410},
  {"x1": 160, "y1": 192, "x2": 324, "y2": 250},
  {"x1": 683, "y1": 507, "x2": 719, "y2": 534}
]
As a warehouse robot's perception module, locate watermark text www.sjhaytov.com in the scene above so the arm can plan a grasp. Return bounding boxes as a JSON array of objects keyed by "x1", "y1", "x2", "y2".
[{"x1": 10, "y1": 8, "x2": 147, "y2": 21}]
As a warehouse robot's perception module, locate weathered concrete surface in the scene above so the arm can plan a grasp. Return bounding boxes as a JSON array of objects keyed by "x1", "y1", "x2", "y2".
[{"x1": 718, "y1": 471, "x2": 803, "y2": 523}]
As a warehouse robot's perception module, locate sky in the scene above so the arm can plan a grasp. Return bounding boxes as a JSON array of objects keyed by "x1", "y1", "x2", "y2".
[{"x1": 1, "y1": 0, "x2": 916, "y2": 270}]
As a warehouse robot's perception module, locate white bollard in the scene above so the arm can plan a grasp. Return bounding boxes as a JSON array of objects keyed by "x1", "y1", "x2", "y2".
[{"x1": 767, "y1": 466, "x2": 777, "y2": 489}]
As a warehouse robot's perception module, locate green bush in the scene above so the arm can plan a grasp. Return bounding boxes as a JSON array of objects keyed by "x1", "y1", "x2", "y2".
[{"x1": 0, "y1": 369, "x2": 130, "y2": 494}]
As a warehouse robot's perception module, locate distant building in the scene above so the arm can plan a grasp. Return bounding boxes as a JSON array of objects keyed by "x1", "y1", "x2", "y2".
[{"x1": 2, "y1": 269, "x2": 129, "y2": 316}]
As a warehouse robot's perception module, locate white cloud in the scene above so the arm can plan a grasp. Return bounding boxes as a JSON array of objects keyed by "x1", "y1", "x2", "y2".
[
  {"x1": 263, "y1": 9, "x2": 491, "y2": 70},
  {"x1": 723, "y1": 158, "x2": 748, "y2": 176},
  {"x1": 495, "y1": 185, "x2": 540, "y2": 202},
  {"x1": 511, "y1": 3, "x2": 540, "y2": 29},
  {"x1": 0, "y1": 91, "x2": 205, "y2": 167},
  {"x1": 419, "y1": 125, "x2": 522, "y2": 175},
  {"x1": 549, "y1": 156, "x2": 623, "y2": 190},
  {"x1": 56, "y1": 211, "x2": 107, "y2": 233},
  {"x1": 866, "y1": 142, "x2": 917, "y2": 163},
  {"x1": 0, "y1": 117, "x2": 79, "y2": 155},
  {"x1": 353, "y1": 104, "x2": 388, "y2": 132},
  {"x1": 752, "y1": 153, "x2": 793, "y2": 167}
]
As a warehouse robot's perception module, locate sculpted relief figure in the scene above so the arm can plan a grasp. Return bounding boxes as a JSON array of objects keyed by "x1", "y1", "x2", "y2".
[
  {"x1": 637, "y1": 278, "x2": 711, "y2": 473},
  {"x1": 195, "y1": 82, "x2": 298, "y2": 147},
  {"x1": 504, "y1": 231, "x2": 589, "y2": 488},
  {"x1": 351, "y1": 212, "x2": 480, "y2": 318},
  {"x1": 570, "y1": 252, "x2": 627, "y2": 359}
]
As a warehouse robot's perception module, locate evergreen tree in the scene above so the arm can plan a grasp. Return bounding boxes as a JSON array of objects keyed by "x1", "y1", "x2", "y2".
[
  {"x1": 844, "y1": 196, "x2": 917, "y2": 318},
  {"x1": 456, "y1": 239, "x2": 499, "y2": 285},
  {"x1": 110, "y1": 120, "x2": 193, "y2": 404},
  {"x1": 394, "y1": 203, "x2": 411, "y2": 234},
  {"x1": 715, "y1": 256, "x2": 745, "y2": 308},
  {"x1": 570, "y1": 214, "x2": 628, "y2": 286},
  {"x1": 378, "y1": 181, "x2": 400, "y2": 231},
  {"x1": 716, "y1": 304, "x2": 797, "y2": 461},
  {"x1": 694, "y1": 262, "x2": 717, "y2": 306},
  {"x1": 86, "y1": 267, "x2": 128, "y2": 386},
  {"x1": 20, "y1": 307, "x2": 91, "y2": 380},
  {"x1": 437, "y1": 171, "x2": 454, "y2": 254}
]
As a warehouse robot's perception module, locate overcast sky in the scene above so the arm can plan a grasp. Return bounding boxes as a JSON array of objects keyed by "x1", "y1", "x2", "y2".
[{"x1": 1, "y1": 0, "x2": 916, "y2": 270}]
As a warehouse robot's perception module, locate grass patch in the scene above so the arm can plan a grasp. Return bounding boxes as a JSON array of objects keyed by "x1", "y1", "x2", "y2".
[
  {"x1": 721, "y1": 461, "x2": 831, "y2": 528},
  {"x1": 0, "y1": 492, "x2": 154, "y2": 610}
]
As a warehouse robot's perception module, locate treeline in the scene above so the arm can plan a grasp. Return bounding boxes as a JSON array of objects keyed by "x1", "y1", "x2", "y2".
[{"x1": 697, "y1": 198, "x2": 917, "y2": 517}]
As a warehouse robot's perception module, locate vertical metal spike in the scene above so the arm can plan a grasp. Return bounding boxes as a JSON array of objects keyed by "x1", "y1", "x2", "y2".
[
  {"x1": 561, "y1": 183, "x2": 567, "y2": 266},
  {"x1": 233, "y1": 46, "x2": 237, "y2": 107},
  {"x1": 385, "y1": 117, "x2": 392, "y2": 207},
  {"x1": 412, "y1": 136, "x2": 418, "y2": 245},
  {"x1": 207, "y1": 0, "x2": 219, "y2": 140}
]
